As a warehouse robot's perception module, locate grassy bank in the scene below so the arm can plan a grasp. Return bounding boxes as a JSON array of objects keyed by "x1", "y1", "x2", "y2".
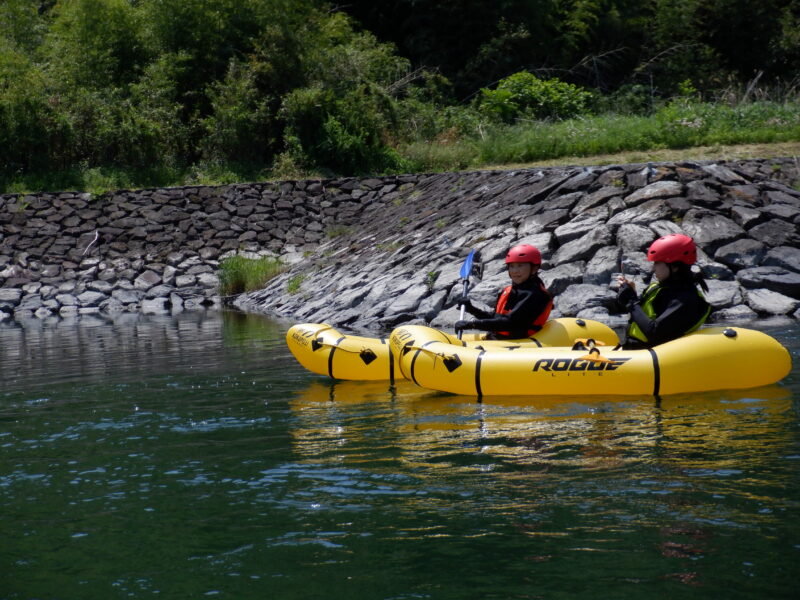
[
  {"x1": 2, "y1": 101, "x2": 799, "y2": 195},
  {"x1": 400, "y1": 101, "x2": 800, "y2": 172}
]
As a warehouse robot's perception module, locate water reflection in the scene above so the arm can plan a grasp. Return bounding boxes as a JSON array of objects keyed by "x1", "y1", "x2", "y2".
[
  {"x1": 0, "y1": 311, "x2": 288, "y2": 393},
  {"x1": 288, "y1": 379, "x2": 795, "y2": 478}
]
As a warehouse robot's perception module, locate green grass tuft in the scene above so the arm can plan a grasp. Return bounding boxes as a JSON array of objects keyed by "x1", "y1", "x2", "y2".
[
  {"x1": 286, "y1": 274, "x2": 305, "y2": 294},
  {"x1": 218, "y1": 255, "x2": 283, "y2": 296}
]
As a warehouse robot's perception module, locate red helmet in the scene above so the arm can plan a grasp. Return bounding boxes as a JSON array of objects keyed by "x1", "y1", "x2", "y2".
[
  {"x1": 505, "y1": 244, "x2": 541, "y2": 265},
  {"x1": 647, "y1": 233, "x2": 697, "y2": 265}
]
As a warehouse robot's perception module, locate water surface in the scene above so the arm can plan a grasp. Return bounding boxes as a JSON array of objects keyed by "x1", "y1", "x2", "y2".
[{"x1": 1, "y1": 312, "x2": 798, "y2": 599}]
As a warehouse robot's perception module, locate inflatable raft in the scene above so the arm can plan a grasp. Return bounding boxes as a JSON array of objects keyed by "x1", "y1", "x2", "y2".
[
  {"x1": 286, "y1": 318, "x2": 620, "y2": 381},
  {"x1": 389, "y1": 324, "x2": 792, "y2": 396}
]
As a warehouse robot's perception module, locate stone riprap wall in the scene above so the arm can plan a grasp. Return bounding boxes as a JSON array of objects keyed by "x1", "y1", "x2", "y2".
[
  {"x1": 1, "y1": 158, "x2": 799, "y2": 329},
  {"x1": 0, "y1": 177, "x2": 416, "y2": 320},
  {"x1": 233, "y1": 158, "x2": 800, "y2": 332}
]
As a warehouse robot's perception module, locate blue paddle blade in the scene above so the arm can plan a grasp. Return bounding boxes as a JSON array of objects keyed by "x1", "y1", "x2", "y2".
[{"x1": 459, "y1": 250, "x2": 475, "y2": 280}]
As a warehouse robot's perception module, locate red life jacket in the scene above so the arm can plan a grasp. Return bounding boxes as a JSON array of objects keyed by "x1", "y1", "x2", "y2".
[{"x1": 494, "y1": 281, "x2": 553, "y2": 338}]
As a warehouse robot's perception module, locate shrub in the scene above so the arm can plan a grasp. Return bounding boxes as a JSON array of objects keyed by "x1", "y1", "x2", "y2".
[
  {"x1": 201, "y1": 60, "x2": 277, "y2": 165},
  {"x1": 281, "y1": 85, "x2": 407, "y2": 175},
  {"x1": 477, "y1": 71, "x2": 593, "y2": 123}
]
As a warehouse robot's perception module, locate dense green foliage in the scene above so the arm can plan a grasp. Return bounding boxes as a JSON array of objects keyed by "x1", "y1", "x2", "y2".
[
  {"x1": 478, "y1": 72, "x2": 594, "y2": 122},
  {"x1": 0, "y1": 0, "x2": 798, "y2": 191}
]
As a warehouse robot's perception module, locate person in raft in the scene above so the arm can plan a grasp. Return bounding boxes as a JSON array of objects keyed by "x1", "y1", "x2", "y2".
[
  {"x1": 616, "y1": 233, "x2": 711, "y2": 349},
  {"x1": 455, "y1": 243, "x2": 553, "y2": 339}
]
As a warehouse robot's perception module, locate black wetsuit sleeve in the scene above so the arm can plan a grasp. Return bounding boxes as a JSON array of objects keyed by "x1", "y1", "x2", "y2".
[
  {"x1": 470, "y1": 285, "x2": 550, "y2": 336},
  {"x1": 629, "y1": 290, "x2": 707, "y2": 346},
  {"x1": 463, "y1": 300, "x2": 494, "y2": 320}
]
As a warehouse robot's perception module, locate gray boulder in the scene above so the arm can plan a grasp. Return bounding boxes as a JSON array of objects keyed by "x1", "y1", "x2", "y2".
[
  {"x1": 704, "y1": 279, "x2": 743, "y2": 308},
  {"x1": 744, "y1": 288, "x2": 800, "y2": 315},
  {"x1": 112, "y1": 289, "x2": 144, "y2": 304},
  {"x1": 696, "y1": 248, "x2": 734, "y2": 280},
  {"x1": 711, "y1": 304, "x2": 758, "y2": 322},
  {"x1": 648, "y1": 220, "x2": 685, "y2": 238},
  {"x1": 17, "y1": 294, "x2": 44, "y2": 312},
  {"x1": 622, "y1": 180, "x2": 683, "y2": 207},
  {"x1": 576, "y1": 306, "x2": 629, "y2": 328},
  {"x1": 555, "y1": 283, "x2": 617, "y2": 317},
  {"x1": 583, "y1": 246, "x2": 621, "y2": 285},
  {"x1": 570, "y1": 187, "x2": 621, "y2": 216},
  {"x1": 77, "y1": 291, "x2": 107, "y2": 307},
  {"x1": 542, "y1": 262, "x2": 585, "y2": 295},
  {"x1": 384, "y1": 282, "x2": 430, "y2": 316},
  {"x1": 55, "y1": 293, "x2": 79, "y2": 307},
  {"x1": 100, "y1": 298, "x2": 125, "y2": 313},
  {"x1": 701, "y1": 163, "x2": 747, "y2": 184},
  {"x1": 550, "y1": 226, "x2": 613, "y2": 266},
  {"x1": 747, "y1": 219, "x2": 799, "y2": 247},
  {"x1": 520, "y1": 209, "x2": 570, "y2": 234},
  {"x1": 681, "y1": 209, "x2": 745, "y2": 251},
  {"x1": 607, "y1": 198, "x2": 674, "y2": 226},
  {"x1": 765, "y1": 189, "x2": 800, "y2": 205},
  {"x1": 134, "y1": 270, "x2": 162, "y2": 290},
  {"x1": 58, "y1": 304, "x2": 79, "y2": 317},
  {"x1": 553, "y1": 208, "x2": 607, "y2": 244},
  {"x1": 763, "y1": 246, "x2": 800, "y2": 273},
  {"x1": 87, "y1": 280, "x2": 114, "y2": 293},
  {"x1": 730, "y1": 204, "x2": 763, "y2": 228},
  {"x1": 0, "y1": 288, "x2": 23, "y2": 303},
  {"x1": 761, "y1": 203, "x2": 800, "y2": 220},
  {"x1": 713, "y1": 238, "x2": 766, "y2": 270},
  {"x1": 736, "y1": 266, "x2": 800, "y2": 298},
  {"x1": 141, "y1": 297, "x2": 170, "y2": 314},
  {"x1": 685, "y1": 180, "x2": 720, "y2": 205},
  {"x1": 617, "y1": 224, "x2": 655, "y2": 253}
]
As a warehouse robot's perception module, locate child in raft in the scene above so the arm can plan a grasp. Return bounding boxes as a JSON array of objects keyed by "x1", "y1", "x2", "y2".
[
  {"x1": 455, "y1": 243, "x2": 553, "y2": 340},
  {"x1": 616, "y1": 233, "x2": 711, "y2": 349}
]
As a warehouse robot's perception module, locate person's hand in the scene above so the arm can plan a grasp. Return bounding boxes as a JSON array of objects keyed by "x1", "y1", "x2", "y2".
[
  {"x1": 616, "y1": 281, "x2": 637, "y2": 310},
  {"x1": 615, "y1": 275, "x2": 636, "y2": 293},
  {"x1": 457, "y1": 295, "x2": 473, "y2": 310},
  {"x1": 454, "y1": 319, "x2": 474, "y2": 332}
]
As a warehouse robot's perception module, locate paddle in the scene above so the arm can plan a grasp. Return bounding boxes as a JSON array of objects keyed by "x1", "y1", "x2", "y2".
[{"x1": 457, "y1": 249, "x2": 481, "y2": 340}]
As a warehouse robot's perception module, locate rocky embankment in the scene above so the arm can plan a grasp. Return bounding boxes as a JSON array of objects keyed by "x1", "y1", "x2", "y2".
[
  {"x1": 234, "y1": 158, "x2": 800, "y2": 332},
  {"x1": 1, "y1": 158, "x2": 799, "y2": 329}
]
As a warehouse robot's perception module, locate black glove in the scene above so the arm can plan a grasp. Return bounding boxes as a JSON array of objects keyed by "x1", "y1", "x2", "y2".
[
  {"x1": 454, "y1": 319, "x2": 474, "y2": 332},
  {"x1": 457, "y1": 295, "x2": 473, "y2": 310},
  {"x1": 617, "y1": 283, "x2": 638, "y2": 311}
]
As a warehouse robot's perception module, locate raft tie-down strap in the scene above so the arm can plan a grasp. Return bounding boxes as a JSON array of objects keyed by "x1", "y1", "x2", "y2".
[
  {"x1": 327, "y1": 336, "x2": 346, "y2": 379},
  {"x1": 385, "y1": 338, "x2": 395, "y2": 385},
  {"x1": 475, "y1": 349, "x2": 486, "y2": 398},
  {"x1": 646, "y1": 348, "x2": 661, "y2": 396},
  {"x1": 409, "y1": 341, "x2": 440, "y2": 386},
  {"x1": 406, "y1": 341, "x2": 465, "y2": 384},
  {"x1": 527, "y1": 337, "x2": 543, "y2": 347}
]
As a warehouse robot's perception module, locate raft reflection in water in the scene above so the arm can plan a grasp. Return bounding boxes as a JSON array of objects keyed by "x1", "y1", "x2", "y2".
[{"x1": 289, "y1": 380, "x2": 794, "y2": 471}]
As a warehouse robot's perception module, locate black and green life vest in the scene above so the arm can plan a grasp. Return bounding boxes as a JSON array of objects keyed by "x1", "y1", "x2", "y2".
[{"x1": 626, "y1": 281, "x2": 711, "y2": 344}]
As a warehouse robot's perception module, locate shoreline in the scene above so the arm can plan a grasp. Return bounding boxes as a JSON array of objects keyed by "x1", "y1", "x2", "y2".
[{"x1": 2, "y1": 157, "x2": 799, "y2": 330}]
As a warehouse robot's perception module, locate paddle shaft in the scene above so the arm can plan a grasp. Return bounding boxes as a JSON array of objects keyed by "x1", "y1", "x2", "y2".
[{"x1": 457, "y1": 279, "x2": 469, "y2": 340}]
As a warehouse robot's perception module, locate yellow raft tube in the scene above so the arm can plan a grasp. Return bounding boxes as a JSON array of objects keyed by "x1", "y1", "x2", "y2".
[
  {"x1": 286, "y1": 318, "x2": 620, "y2": 382},
  {"x1": 389, "y1": 324, "x2": 792, "y2": 396}
]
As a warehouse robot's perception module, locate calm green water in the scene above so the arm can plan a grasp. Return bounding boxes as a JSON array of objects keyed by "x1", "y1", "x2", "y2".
[{"x1": 1, "y1": 312, "x2": 798, "y2": 600}]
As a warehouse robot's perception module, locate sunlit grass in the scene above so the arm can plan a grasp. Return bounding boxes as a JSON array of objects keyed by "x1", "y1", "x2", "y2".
[
  {"x1": 218, "y1": 255, "x2": 284, "y2": 296},
  {"x1": 398, "y1": 101, "x2": 800, "y2": 172}
]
